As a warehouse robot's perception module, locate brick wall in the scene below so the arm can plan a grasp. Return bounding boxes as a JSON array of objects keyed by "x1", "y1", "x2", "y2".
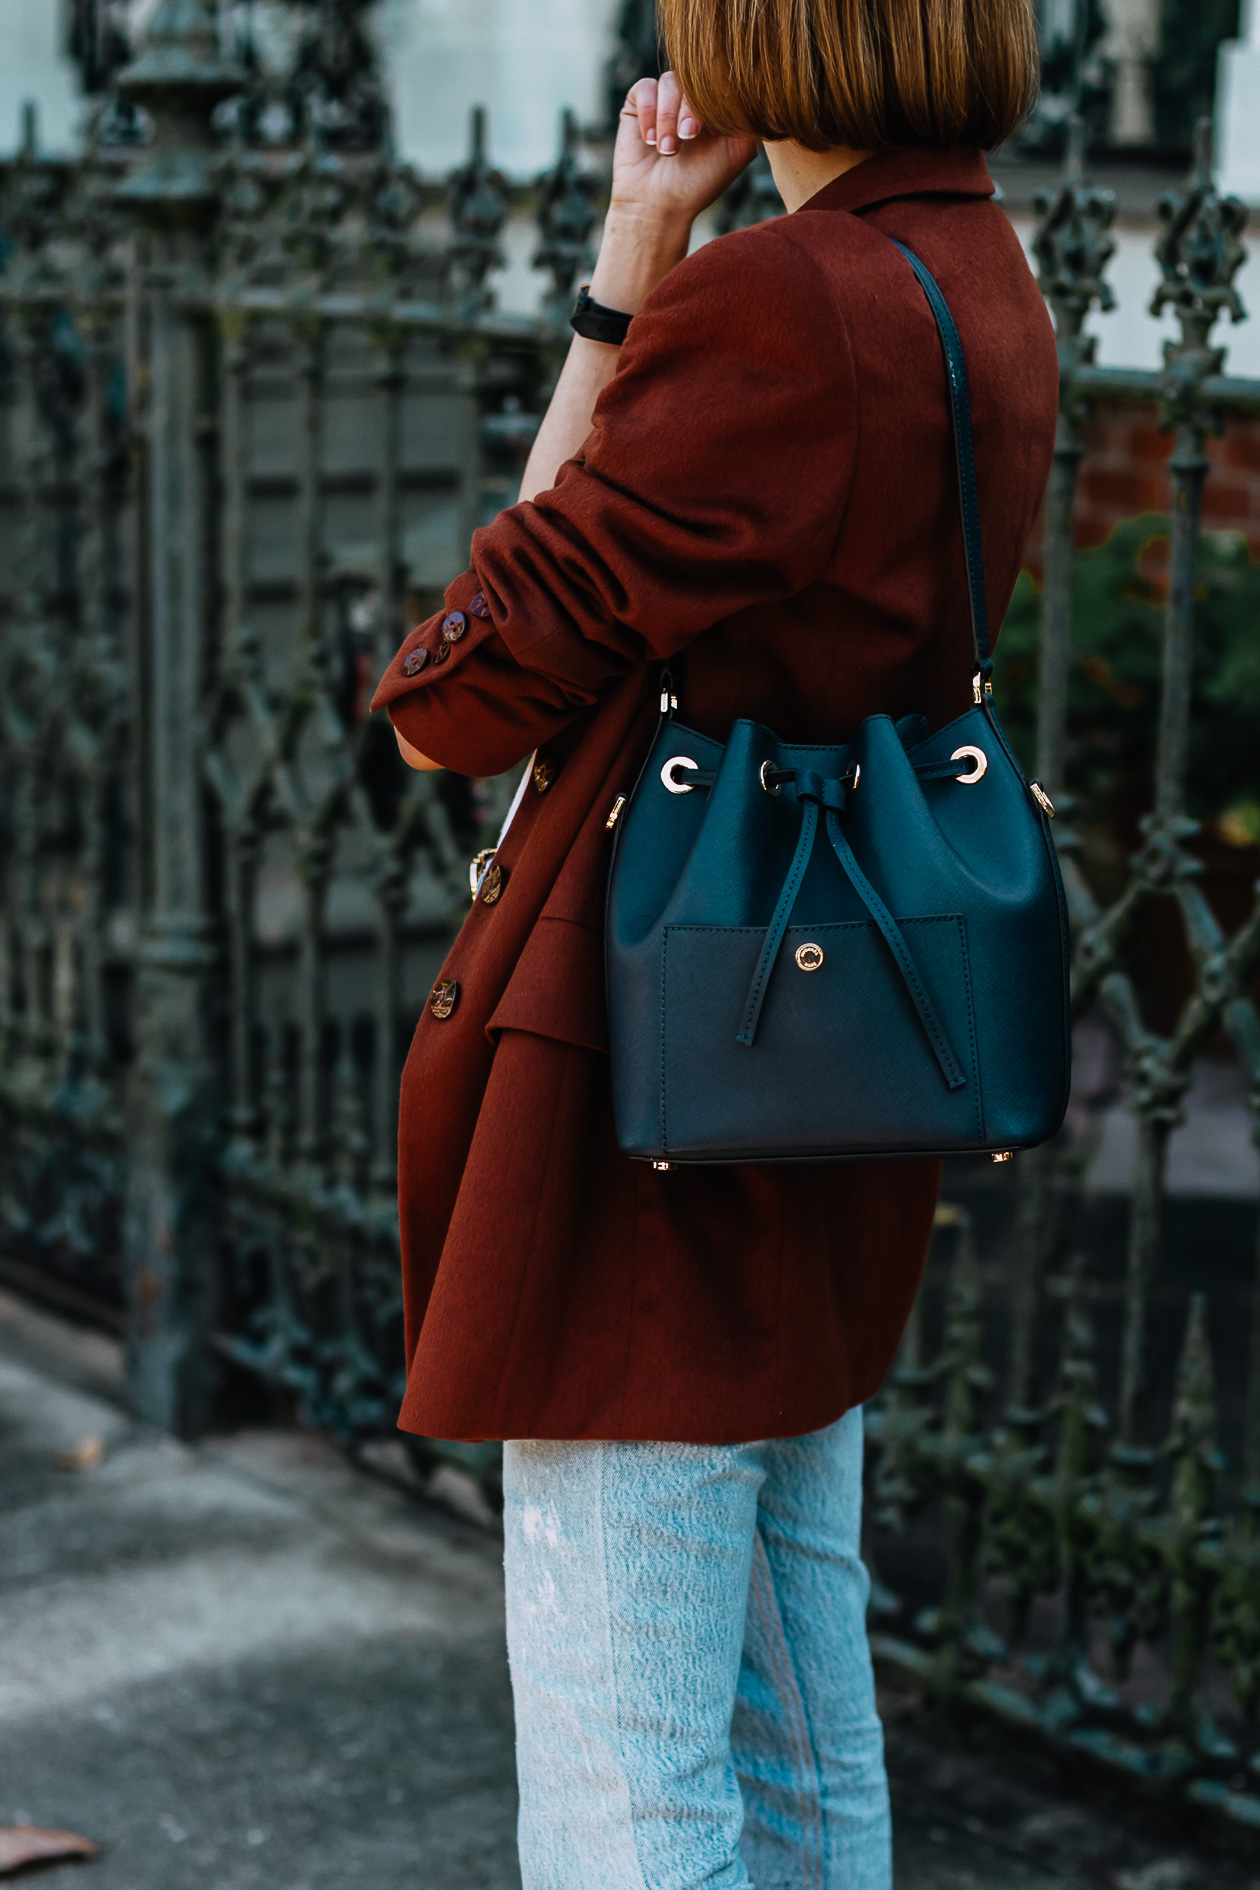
[{"x1": 1069, "y1": 401, "x2": 1260, "y2": 553}]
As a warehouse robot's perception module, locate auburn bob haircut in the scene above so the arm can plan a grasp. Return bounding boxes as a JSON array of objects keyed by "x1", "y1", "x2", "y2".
[{"x1": 659, "y1": 0, "x2": 1039, "y2": 153}]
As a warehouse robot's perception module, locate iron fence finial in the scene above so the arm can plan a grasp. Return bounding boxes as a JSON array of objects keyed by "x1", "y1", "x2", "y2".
[
  {"x1": 1152, "y1": 118, "x2": 1249, "y2": 334},
  {"x1": 1032, "y1": 114, "x2": 1117, "y2": 333}
]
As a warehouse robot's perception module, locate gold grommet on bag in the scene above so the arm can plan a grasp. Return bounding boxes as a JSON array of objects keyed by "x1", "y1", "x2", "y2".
[
  {"x1": 795, "y1": 942, "x2": 825, "y2": 973},
  {"x1": 661, "y1": 756, "x2": 699, "y2": 794},
  {"x1": 951, "y1": 745, "x2": 988, "y2": 784},
  {"x1": 430, "y1": 979, "x2": 459, "y2": 1020}
]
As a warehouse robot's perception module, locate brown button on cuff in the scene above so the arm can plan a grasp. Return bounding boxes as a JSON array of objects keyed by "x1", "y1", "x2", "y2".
[
  {"x1": 479, "y1": 860, "x2": 506, "y2": 906},
  {"x1": 430, "y1": 979, "x2": 459, "y2": 1020},
  {"x1": 442, "y1": 610, "x2": 467, "y2": 642},
  {"x1": 532, "y1": 757, "x2": 556, "y2": 795},
  {"x1": 434, "y1": 638, "x2": 453, "y2": 666},
  {"x1": 402, "y1": 648, "x2": 429, "y2": 677},
  {"x1": 470, "y1": 592, "x2": 491, "y2": 620}
]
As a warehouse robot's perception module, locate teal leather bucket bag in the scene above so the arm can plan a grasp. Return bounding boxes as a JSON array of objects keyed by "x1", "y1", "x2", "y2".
[{"x1": 605, "y1": 242, "x2": 1071, "y2": 1165}]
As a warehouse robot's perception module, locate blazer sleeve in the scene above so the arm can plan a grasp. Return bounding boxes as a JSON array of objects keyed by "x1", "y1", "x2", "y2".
[{"x1": 371, "y1": 220, "x2": 859, "y2": 777}]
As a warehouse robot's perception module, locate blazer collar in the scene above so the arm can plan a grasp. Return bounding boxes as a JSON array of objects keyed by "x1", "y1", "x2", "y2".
[{"x1": 800, "y1": 145, "x2": 995, "y2": 217}]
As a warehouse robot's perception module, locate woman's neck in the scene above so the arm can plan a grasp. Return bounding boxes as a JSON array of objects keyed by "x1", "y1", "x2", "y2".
[{"x1": 765, "y1": 140, "x2": 873, "y2": 214}]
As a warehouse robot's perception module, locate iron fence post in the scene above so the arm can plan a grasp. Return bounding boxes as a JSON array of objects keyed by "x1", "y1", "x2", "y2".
[{"x1": 113, "y1": 0, "x2": 241, "y2": 1433}]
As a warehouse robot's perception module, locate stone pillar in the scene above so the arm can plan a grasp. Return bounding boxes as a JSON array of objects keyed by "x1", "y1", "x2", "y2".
[
  {"x1": 1218, "y1": 0, "x2": 1260, "y2": 204},
  {"x1": 1098, "y1": 0, "x2": 1160, "y2": 147},
  {"x1": 115, "y1": 0, "x2": 241, "y2": 1434}
]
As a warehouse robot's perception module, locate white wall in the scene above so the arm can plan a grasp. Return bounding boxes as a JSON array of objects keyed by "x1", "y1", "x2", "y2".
[
  {"x1": 375, "y1": 0, "x2": 624, "y2": 177},
  {"x1": 0, "y1": 0, "x2": 82, "y2": 156},
  {"x1": 1217, "y1": 0, "x2": 1260, "y2": 204}
]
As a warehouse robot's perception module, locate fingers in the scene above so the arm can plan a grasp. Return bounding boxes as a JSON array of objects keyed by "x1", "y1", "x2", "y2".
[
  {"x1": 622, "y1": 72, "x2": 701, "y2": 156},
  {"x1": 622, "y1": 76, "x2": 658, "y2": 149},
  {"x1": 654, "y1": 70, "x2": 700, "y2": 155}
]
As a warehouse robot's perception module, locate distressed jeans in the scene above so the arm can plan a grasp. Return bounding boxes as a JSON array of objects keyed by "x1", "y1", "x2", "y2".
[{"x1": 502, "y1": 1410, "x2": 891, "y2": 1890}]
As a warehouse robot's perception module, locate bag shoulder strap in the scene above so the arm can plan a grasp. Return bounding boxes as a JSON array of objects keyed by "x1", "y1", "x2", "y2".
[{"x1": 887, "y1": 239, "x2": 992, "y2": 688}]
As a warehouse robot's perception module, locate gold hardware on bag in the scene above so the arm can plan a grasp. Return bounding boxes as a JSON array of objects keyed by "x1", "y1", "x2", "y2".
[
  {"x1": 605, "y1": 795, "x2": 627, "y2": 831},
  {"x1": 1030, "y1": 781, "x2": 1056, "y2": 817},
  {"x1": 760, "y1": 760, "x2": 782, "y2": 796},
  {"x1": 795, "y1": 942, "x2": 825, "y2": 972},
  {"x1": 951, "y1": 745, "x2": 988, "y2": 785},
  {"x1": 991, "y1": 1150, "x2": 1014, "y2": 1163},
  {"x1": 972, "y1": 672, "x2": 994, "y2": 704},
  {"x1": 652, "y1": 1161, "x2": 672, "y2": 1172},
  {"x1": 661, "y1": 756, "x2": 699, "y2": 795}
]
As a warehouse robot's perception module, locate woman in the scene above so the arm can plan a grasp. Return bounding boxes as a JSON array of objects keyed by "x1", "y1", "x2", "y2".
[{"x1": 373, "y1": 0, "x2": 1055, "y2": 1882}]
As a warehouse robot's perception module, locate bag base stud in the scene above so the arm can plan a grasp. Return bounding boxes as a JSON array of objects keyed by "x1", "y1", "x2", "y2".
[
  {"x1": 991, "y1": 1150, "x2": 1015, "y2": 1163},
  {"x1": 652, "y1": 1161, "x2": 672, "y2": 1172}
]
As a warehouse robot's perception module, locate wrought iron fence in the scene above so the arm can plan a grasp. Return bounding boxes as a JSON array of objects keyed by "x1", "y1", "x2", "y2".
[
  {"x1": 3, "y1": 0, "x2": 1260, "y2": 1838},
  {"x1": 0, "y1": 1, "x2": 584, "y2": 1432},
  {"x1": 867, "y1": 120, "x2": 1260, "y2": 1832}
]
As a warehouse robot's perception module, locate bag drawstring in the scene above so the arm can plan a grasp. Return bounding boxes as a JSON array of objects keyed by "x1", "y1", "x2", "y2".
[{"x1": 733, "y1": 765, "x2": 967, "y2": 1090}]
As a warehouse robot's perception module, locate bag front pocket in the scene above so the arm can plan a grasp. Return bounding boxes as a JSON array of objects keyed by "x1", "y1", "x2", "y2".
[{"x1": 660, "y1": 918, "x2": 983, "y2": 1159}]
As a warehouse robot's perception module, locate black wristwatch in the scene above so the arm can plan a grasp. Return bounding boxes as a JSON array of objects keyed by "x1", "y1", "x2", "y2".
[{"x1": 570, "y1": 286, "x2": 634, "y2": 346}]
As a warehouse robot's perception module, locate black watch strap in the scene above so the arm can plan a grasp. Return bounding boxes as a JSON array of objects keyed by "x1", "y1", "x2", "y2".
[{"x1": 570, "y1": 286, "x2": 633, "y2": 346}]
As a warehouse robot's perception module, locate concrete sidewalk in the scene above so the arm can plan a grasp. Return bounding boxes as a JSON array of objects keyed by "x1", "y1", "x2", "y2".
[{"x1": 0, "y1": 1289, "x2": 1248, "y2": 1890}]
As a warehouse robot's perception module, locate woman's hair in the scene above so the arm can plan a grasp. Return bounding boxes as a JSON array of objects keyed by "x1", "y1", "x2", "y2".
[{"x1": 659, "y1": 0, "x2": 1039, "y2": 152}]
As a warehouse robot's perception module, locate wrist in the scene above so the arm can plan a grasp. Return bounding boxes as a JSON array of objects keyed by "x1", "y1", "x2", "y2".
[{"x1": 589, "y1": 204, "x2": 691, "y2": 315}]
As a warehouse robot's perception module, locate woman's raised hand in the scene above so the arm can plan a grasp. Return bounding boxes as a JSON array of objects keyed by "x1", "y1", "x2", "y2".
[
  {"x1": 583, "y1": 74, "x2": 757, "y2": 319},
  {"x1": 613, "y1": 73, "x2": 757, "y2": 229}
]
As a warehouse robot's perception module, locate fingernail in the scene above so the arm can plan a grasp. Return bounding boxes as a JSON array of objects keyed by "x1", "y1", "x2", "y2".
[
  {"x1": 679, "y1": 118, "x2": 699, "y2": 139},
  {"x1": 658, "y1": 135, "x2": 677, "y2": 155},
  {"x1": 645, "y1": 127, "x2": 656, "y2": 144}
]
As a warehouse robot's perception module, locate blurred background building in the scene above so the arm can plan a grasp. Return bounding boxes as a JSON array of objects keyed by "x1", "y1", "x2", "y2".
[{"x1": 0, "y1": 0, "x2": 1247, "y2": 173}]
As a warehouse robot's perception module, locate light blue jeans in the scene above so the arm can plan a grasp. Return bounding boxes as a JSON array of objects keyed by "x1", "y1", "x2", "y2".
[{"x1": 502, "y1": 1410, "x2": 891, "y2": 1890}]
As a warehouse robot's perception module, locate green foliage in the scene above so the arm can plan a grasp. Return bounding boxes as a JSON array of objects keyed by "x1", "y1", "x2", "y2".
[{"x1": 995, "y1": 515, "x2": 1260, "y2": 837}]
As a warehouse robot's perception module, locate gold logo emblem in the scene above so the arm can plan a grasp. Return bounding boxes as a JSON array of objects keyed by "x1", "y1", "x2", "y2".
[
  {"x1": 795, "y1": 943, "x2": 824, "y2": 972},
  {"x1": 430, "y1": 979, "x2": 459, "y2": 1020}
]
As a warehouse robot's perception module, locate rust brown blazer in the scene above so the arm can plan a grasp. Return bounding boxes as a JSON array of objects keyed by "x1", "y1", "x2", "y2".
[{"x1": 372, "y1": 145, "x2": 1058, "y2": 1445}]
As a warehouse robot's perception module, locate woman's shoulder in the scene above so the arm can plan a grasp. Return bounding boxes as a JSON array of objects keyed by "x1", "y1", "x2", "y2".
[
  {"x1": 644, "y1": 214, "x2": 837, "y2": 313},
  {"x1": 626, "y1": 215, "x2": 855, "y2": 380},
  {"x1": 635, "y1": 198, "x2": 976, "y2": 343}
]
